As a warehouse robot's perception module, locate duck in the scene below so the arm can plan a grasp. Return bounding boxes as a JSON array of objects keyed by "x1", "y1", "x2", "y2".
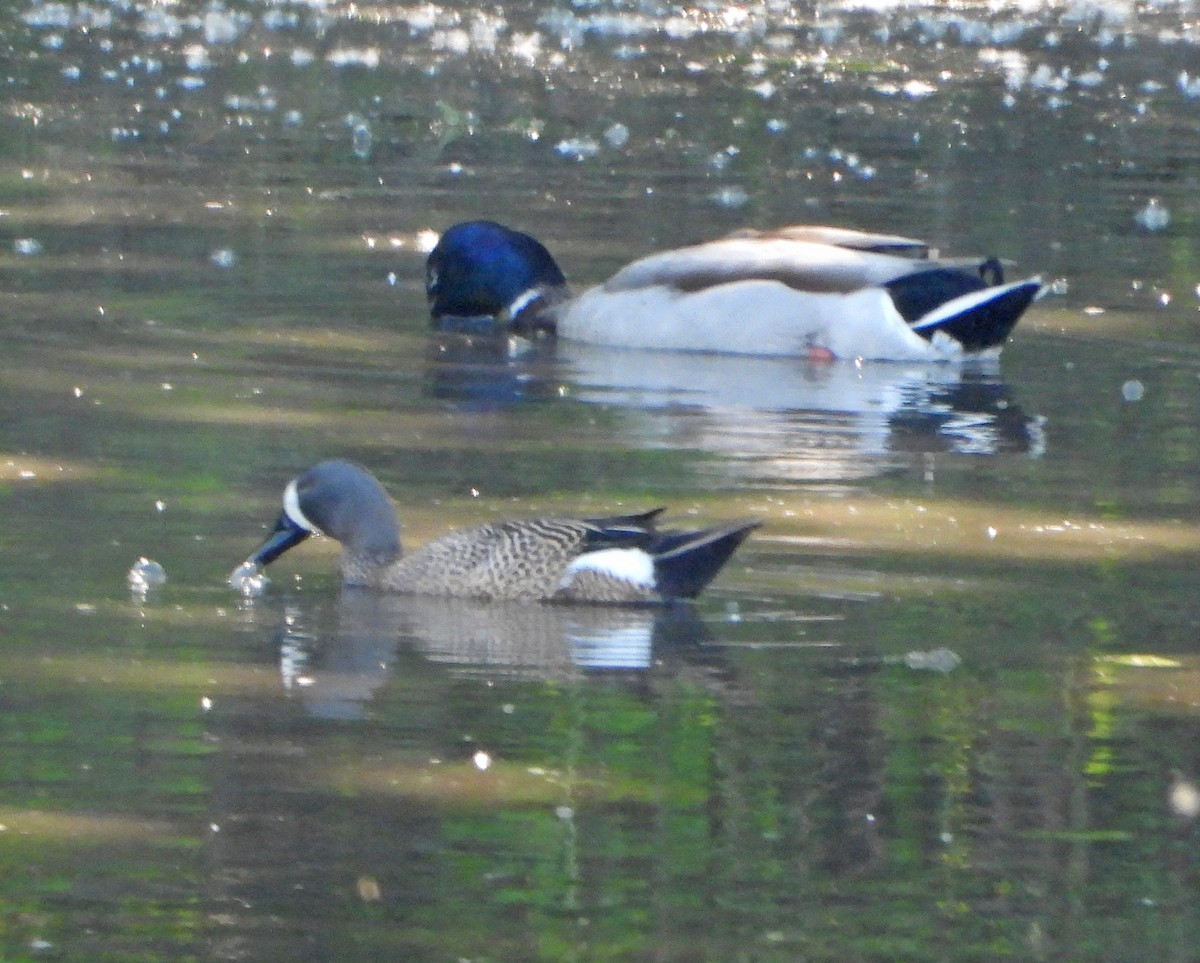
[
  {"x1": 425, "y1": 220, "x2": 1043, "y2": 361},
  {"x1": 232, "y1": 460, "x2": 759, "y2": 604}
]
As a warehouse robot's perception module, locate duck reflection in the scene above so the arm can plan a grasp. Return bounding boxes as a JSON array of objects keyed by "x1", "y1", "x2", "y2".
[
  {"x1": 266, "y1": 589, "x2": 717, "y2": 719},
  {"x1": 209, "y1": 587, "x2": 948, "y2": 962},
  {"x1": 423, "y1": 333, "x2": 561, "y2": 409},
  {"x1": 423, "y1": 335, "x2": 1046, "y2": 481}
]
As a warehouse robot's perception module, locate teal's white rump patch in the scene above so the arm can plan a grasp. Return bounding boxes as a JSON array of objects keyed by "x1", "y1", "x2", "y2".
[{"x1": 560, "y1": 548, "x2": 655, "y2": 590}]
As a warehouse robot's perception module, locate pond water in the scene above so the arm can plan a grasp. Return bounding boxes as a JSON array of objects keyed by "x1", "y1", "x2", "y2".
[{"x1": 3, "y1": 0, "x2": 1200, "y2": 959}]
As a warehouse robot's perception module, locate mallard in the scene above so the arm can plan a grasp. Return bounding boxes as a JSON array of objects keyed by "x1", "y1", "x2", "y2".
[
  {"x1": 426, "y1": 220, "x2": 1042, "y2": 361},
  {"x1": 232, "y1": 460, "x2": 758, "y2": 604}
]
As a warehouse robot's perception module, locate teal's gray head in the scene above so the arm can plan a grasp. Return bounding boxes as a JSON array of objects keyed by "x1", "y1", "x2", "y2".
[{"x1": 246, "y1": 460, "x2": 402, "y2": 570}]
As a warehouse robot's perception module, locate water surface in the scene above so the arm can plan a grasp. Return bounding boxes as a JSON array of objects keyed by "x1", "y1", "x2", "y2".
[{"x1": 3, "y1": 0, "x2": 1200, "y2": 959}]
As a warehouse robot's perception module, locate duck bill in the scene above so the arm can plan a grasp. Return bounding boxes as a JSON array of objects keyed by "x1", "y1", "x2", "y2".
[{"x1": 247, "y1": 512, "x2": 312, "y2": 567}]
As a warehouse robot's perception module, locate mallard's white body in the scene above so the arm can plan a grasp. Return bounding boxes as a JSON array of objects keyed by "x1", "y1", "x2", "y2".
[
  {"x1": 566, "y1": 278, "x2": 1033, "y2": 360},
  {"x1": 557, "y1": 234, "x2": 1034, "y2": 360}
]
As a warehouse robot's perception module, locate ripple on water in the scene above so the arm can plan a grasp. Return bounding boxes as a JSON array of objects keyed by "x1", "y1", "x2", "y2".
[
  {"x1": 228, "y1": 561, "x2": 270, "y2": 598},
  {"x1": 127, "y1": 557, "x2": 166, "y2": 594}
]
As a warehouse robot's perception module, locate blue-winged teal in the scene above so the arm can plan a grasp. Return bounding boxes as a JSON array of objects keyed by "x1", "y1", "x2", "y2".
[{"x1": 236, "y1": 460, "x2": 759, "y2": 604}]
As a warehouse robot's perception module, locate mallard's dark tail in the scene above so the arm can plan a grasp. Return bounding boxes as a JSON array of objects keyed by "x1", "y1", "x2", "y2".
[{"x1": 887, "y1": 268, "x2": 1043, "y2": 353}]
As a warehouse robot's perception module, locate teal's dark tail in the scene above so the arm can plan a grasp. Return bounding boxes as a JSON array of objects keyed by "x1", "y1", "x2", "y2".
[{"x1": 651, "y1": 520, "x2": 761, "y2": 600}]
